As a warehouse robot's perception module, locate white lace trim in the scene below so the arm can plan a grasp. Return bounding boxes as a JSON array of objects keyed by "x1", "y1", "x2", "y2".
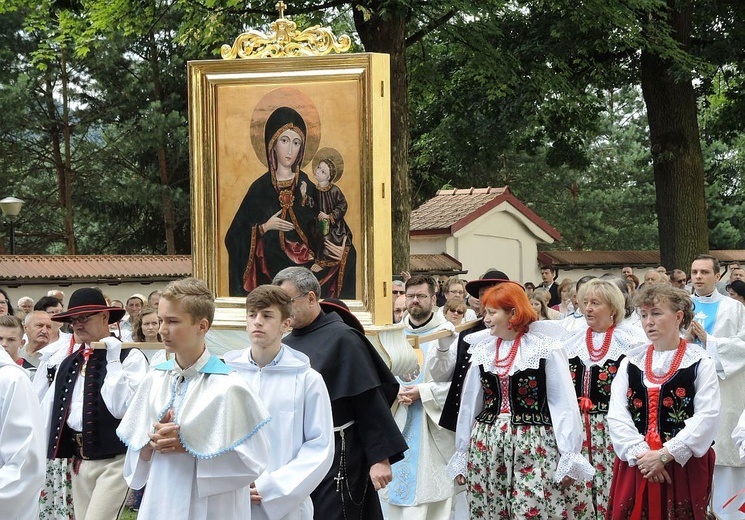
[
  {"x1": 665, "y1": 437, "x2": 692, "y2": 466},
  {"x1": 446, "y1": 450, "x2": 468, "y2": 481},
  {"x1": 464, "y1": 328, "x2": 492, "y2": 346},
  {"x1": 468, "y1": 331, "x2": 559, "y2": 375},
  {"x1": 627, "y1": 441, "x2": 650, "y2": 464},
  {"x1": 625, "y1": 342, "x2": 708, "y2": 373},
  {"x1": 563, "y1": 326, "x2": 639, "y2": 366},
  {"x1": 554, "y1": 452, "x2": 595, "y2": 483}
]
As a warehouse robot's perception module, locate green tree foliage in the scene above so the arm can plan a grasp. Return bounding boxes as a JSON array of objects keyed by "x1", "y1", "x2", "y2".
[
  {"x1": 701, "y1": 75, "x2": 745, "y2": 250},
  {"x1": 408, "y1": 0, "x2": 745, "y2": 266},
  {"x1": 0, "y1": 0, "x2": 199, "y2": 254},
  {"x1": 0, "y1": 0, "x2": 742, "y2": 264}
]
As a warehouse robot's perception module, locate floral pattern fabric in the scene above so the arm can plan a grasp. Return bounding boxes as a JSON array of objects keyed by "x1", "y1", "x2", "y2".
[
  {"x1": 568, "y1": 358, "x2": 621, "y2": 415},
  {"x1": 39, "y1": 458, "x2": 74, "y2": 520},
  {"x1": 466, "y1": 418, "x2": 595, "y2": 519},
  {"x1": 582, "y1": 414, "x2": 614, "y2": 519},
  {"x1": 624, "y1": 363, "x2": 696, "y2": 440}
]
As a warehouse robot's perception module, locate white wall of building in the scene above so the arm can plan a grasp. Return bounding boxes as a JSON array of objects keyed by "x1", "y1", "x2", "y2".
[{"x1": 411, "y1": 201, "x2": 556, "y2": 284}]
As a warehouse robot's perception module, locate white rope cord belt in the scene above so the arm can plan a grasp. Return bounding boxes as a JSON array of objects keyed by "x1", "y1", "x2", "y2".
[{"x1": 333, "y1": 420, "x2": 355, "y2": 433}]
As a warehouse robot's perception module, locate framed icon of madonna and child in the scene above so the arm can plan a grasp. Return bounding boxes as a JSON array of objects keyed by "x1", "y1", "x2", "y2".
[{"x1": 188, "y1": 53, "x2": 393, "y2": 326}]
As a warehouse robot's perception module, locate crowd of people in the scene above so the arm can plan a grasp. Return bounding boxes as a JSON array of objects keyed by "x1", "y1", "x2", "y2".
[
  {"x1": 388, "y1": 257, "x2": 745, "y2": 519},
  {"x1": 2, "y1": 255, "x2": 745, "y2": 519},
  {"x1": 0, "y1": 271, "x2": 406, "y2": 520}
]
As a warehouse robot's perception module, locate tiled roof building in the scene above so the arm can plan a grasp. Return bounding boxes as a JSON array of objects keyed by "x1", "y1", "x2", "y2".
[{"x1": 409, "y1": 187, "x2": 559, "y2": 281}]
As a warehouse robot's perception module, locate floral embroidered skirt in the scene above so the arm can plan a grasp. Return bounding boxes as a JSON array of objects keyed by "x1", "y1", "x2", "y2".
[
  {"x1": 582, "y1": 413, "x2": 615, "y2": 519},
  {"x1": 466, "y1": 418, "x2": 595, "y2": 519},
  {"x1": 39, "y1": 458, "x2": 74, "y2": 520},
  {"x1": 606, "y1": 448, "x2": 715, "y2": 520}
]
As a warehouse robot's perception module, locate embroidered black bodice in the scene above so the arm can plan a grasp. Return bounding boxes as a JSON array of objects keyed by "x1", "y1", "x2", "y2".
[
  {"x1": 625, "y1": 361, "x2": 699, "y2": 442},
  {"x1": 568, "y1": 356, "x2": 624, "y2": 414},
  {"x1": 476, "y1": 359, "x2": 552, "y2": 426}
]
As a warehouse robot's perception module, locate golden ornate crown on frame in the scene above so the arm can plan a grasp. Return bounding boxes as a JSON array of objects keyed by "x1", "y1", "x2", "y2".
[{"x1": 221, "y1": 1, "x2": 352, "y2": 59}]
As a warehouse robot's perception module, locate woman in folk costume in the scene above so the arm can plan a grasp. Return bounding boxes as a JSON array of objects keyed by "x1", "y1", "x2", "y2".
[
  {"x1": 606, "y1": 283, "x2": 720, "y2": 519},
  {"x1": 448, "y1": 281, "x2": 595, "y2": 519},
  {"x1": 562, "y1": 278, "x2": 640, "y2": 518}
]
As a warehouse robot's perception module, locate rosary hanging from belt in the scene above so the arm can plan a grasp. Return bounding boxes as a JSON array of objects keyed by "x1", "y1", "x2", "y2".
[{"x1": 335, "y1": 422, "x2": 366, "y2": 520}]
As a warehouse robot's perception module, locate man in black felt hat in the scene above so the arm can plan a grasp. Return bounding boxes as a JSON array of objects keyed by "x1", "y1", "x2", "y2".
[
  {"x1": 42, "y1": 287, "x2": 148, "y2": 520},
  {"x1": 427, "y1": 269, "x2": 510, "y2": 432}
]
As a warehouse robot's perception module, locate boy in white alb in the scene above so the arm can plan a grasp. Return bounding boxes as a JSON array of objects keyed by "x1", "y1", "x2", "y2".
[
  {"x1": 224, "y1": 285, "x2": 334, "y2": 520},
  {"x1": 0, "y1": 347, "x2": 45, "y2": 520},
  {"x1": 117, "y1": 277, "x2": 271, "y2": 519}
]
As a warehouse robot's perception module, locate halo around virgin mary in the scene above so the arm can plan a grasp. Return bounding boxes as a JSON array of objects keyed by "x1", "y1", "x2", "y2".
[{"x1": 225, "y1": 105, "x2": 357, "y2": 298}]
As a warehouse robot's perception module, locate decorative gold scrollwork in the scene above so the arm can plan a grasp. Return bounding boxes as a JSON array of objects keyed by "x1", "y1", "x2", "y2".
[{"x1": 221, "y1": 1, "x2": 351, "y2": 59}]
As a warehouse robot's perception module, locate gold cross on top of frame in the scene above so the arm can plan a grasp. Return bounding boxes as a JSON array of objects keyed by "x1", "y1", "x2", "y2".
[{"x1": 276, "y1": 1, "x2": 287, "y2": 18}]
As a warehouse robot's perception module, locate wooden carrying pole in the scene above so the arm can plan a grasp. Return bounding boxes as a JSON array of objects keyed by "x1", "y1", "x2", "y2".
[
  {"x1": 405, "y1": 319, "x2": 482, "y2": 352},
  {"x1": 90, "y1": 341, "x2": 162, "y2": 350}
]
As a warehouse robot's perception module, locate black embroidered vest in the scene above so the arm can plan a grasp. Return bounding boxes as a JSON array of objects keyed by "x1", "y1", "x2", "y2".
[
  {"x1": 568, "y1": 356, "x2": 624, "y2": 414},
  {"x1": 476, "y1": 359, "x2": 552, "y2": 426},
  {"x1": 625, "y1": 361, "x2": 699, "y2": 442},
  {"x1": 47, "y1": 347, "x2": 133, "y2": 460}
]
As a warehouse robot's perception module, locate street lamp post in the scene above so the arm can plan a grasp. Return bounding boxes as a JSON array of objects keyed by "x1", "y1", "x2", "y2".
[{"x1": 0, "y1": 197, "x2": 24, "y2": 254}]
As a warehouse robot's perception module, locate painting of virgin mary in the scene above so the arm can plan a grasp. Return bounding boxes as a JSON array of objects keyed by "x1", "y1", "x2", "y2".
[{"x1": 225, "y1": 103, "x2": 356, "y2": 298}]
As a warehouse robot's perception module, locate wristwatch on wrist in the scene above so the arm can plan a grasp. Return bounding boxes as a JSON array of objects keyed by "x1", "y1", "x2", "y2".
[{"x1": 658, "y1": 449, "x2": 670, "y2": 464}]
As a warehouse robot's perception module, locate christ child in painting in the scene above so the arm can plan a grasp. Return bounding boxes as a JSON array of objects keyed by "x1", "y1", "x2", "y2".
[{"x1": 305, "y1": 155, "x2": 354, "y2": 273}]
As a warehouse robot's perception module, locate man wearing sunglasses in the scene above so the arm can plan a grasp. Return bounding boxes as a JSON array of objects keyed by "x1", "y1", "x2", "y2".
[{"x1": 391, "y1": 279, "x2": 406, "y2": 322}]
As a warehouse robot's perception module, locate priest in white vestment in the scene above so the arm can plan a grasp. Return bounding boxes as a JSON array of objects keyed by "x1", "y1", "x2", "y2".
[
  {"x1": 686, "y1": 256, "x2": 745, "y2": 519},
  {"x1": 382, "y1": 275, "x2": 458, "y2": 520}
]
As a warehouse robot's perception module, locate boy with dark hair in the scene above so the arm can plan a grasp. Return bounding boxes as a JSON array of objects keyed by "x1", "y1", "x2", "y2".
[
  {"x1": 224, "y1": 285, "x2": 333, "y2": 520},
  {"x1": 117, "y1": 277, "x2": 270, "y2": 519},
  {"x1": 273, "y1": 267, "x2": 407, "y2": 519},
  {"x1": 540, "y1": 265, "x2": 561, "y2": 307}
]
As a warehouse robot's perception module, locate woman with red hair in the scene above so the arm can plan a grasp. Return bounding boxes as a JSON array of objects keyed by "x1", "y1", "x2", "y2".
[{"x1": 448, "y1": 282, "x2": 595, "y2": 518}]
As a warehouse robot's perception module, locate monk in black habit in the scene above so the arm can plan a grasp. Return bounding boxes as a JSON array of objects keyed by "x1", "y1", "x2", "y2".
[{"x1": 273, "y1": 267, "x2": 407, "y2": 520}]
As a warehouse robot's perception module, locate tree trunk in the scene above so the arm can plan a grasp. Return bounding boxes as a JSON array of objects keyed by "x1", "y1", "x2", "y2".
[
  {"x1": 148, "y1": 32, "x2": 177, "y2": 254},
  {"x1": 45, "y1": 51, "x2": 77, "y2": 254},
  {"x1": 353, "y1": 3, "x2": 411, "y2": 274},
  {"x1": 640, "y1": 0, "x2": 707, "y2": 271}
]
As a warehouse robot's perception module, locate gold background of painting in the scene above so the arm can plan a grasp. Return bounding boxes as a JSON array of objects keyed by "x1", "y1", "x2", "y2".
[{"x1": 188, "y1": 54, "x2": 392, "y2": 326}]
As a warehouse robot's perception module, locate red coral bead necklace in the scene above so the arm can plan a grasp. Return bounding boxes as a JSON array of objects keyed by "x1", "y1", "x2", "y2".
[
  {"x1": 586, "y1": 324, "x2": 615, "y2": 362},
  {"x1": 495, "y1": 332, "x2": 522, "y2": 376},
  {"x1": 645, "y1": 338, "x2": 687, "y2": 385}
]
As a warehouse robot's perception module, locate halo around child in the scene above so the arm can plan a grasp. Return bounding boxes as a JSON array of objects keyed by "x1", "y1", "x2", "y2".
[{"x1": 312, "y1": 147, "x2": 345, "y2": 183}]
